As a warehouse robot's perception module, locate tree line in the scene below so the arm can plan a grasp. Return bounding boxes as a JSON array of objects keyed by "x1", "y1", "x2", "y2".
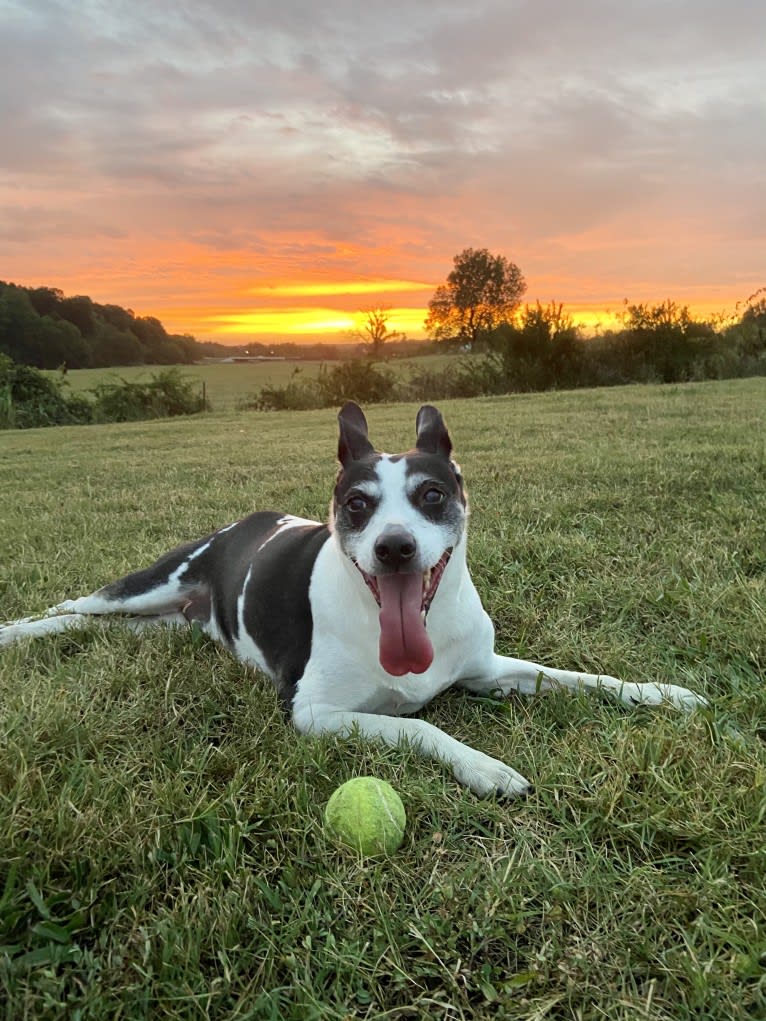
[
  {"x1": 0, "y1": 279, "x2": 434, "y2": 369},
  {"x1": 3, "y1": 251, "x2": 764, "y2": 394},
  {"x1": 252, "y1": 250, "x2": 765, "y2": 411},
  {"x1": 0, "y1": 281, "x2": 235, "y2": 369},
  {"x1": 420, "y1": 248, "x2": 765, "y2": 388}
]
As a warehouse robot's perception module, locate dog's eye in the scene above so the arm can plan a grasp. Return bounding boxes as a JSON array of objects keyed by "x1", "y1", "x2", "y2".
[
  {"x1": 422, "y1": 488, "x2": 445, "y2": 506},
  {"x1": 346, "y1": 494, "x2": 369, "y2": 514}
]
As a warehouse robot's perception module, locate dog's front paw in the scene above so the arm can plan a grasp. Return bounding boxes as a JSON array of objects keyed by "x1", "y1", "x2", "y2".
[
  {"x1": 48, "y1": 600, "x2": 78, "y2": 615},
  {"x1": 453, "y1": 750, "x2": 532, "y2": 799},
  {"x1": 619, "y1": 681, "x2": 708, "y2": 711}
]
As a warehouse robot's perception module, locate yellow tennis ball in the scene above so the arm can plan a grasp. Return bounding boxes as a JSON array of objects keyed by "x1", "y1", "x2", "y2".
[{"x1": 324, "y1": 777, "x2": 406, "y2": 856}]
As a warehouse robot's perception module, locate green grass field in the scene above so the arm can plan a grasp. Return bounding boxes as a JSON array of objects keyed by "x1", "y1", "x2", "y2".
[
  {"x1": 48, "y1": 353, "x2": 459, "y2": 412},
  {"x1": 1, "y1": 379, "x2": 765, "y2": 1019}
]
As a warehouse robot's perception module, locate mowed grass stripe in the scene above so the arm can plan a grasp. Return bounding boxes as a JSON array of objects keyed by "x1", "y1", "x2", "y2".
[{"x1": 0, "y1": 378, "x2": 765, "y2": 1020}]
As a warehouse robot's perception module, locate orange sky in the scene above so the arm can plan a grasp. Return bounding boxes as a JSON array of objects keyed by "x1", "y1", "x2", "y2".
[
  {"x1": 21, "y1": 252, "x2": 749, "y2": 345},
  {"x1": 1, "y1": 3, "x2": 763, "y2": 346},
  {"x1": 187, "y1": 296, "x2": 740, "y2": 344}
]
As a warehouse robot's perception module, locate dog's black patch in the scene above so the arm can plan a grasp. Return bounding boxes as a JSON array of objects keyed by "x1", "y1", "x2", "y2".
[
  {"x1": 99, "y1": 537, "x2": 212, "y2": 605},
  {"x1": 175, "y1": 512, "x2": 329, "y2": 701},
  {"x1": 332, "y1": 456, "x2": 382, "y2": 532},
  {"x1": 102, "y1": 513, "x2": 330, "y2": 704},
  {"x1": 237, "y1": 519, "x2": 329, "y2": 703},
  {"x1": 401, "y1": 450, "x2": 467, "y2": 513}
]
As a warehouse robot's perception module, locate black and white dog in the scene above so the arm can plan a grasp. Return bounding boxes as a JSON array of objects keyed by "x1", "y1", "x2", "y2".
[{"x1": 0, "y1": 403, "x2": 705, "y2": 796}]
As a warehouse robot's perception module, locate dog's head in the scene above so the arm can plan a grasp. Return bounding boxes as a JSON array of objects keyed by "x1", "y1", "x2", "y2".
[{"x1": 332, "y1": 401, "x2": 467, "y2": 677}]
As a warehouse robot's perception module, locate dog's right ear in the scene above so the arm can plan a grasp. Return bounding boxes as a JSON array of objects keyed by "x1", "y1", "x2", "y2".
[
  {"x1": 338, "y1": 401, "x2": 374, "y2": 466},
  {"x1": 415, "y1": 404, "x2": 452, "y2": 459}
]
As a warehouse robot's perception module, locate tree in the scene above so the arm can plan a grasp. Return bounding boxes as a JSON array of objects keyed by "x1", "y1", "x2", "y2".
[
  {"x1": 618, "y1": 299, "x2": 717, "y2": 383},
  {"x1": 90, "y1": 323, "x2": 144, "y2": 367},
  {"x1": 27, "y1": 286, "x2": 64, "y2": 319},
  {"x1": 424, "y1": 248, "x2": 526, "y2": 348},
  {"x1": 0, "y1": 285, "x2": 40, "y2": 363},
  {"x1": 353, "y1": 307, "x2": 405, "y2": 358},
  {"x1": 0, "y1": 280, "x2": 219, "y2": 369},
  {"x1": 741, "y1": 287, "x2": 766, "y2": 326},
  {"x1": 737, "y1": 287, "x2": 766, "y2": 354},
  {"x1": 33, "y1": 316, "x2": 91, "y2": 369},
  {"x1": 59, "y1": 295, "x2": 96, "y2": 336},
  {"x1": 96, "y1": 303, "x2": 136, "y2": 333}
]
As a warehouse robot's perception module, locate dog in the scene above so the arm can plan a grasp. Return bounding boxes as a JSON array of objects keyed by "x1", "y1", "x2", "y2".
[{"x1": 0, "y1": 402, "x2": 705, "y2": 796}]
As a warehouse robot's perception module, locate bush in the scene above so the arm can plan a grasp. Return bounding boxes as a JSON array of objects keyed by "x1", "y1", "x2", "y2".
[
  {"x1": 0, "y1": 361, "x2": 209, "y2": 429},
  {"x1": 315, "y1": 361, "x2": 395, "y2": 405},
  {"x1": 89, "y1": 369, "x2": 207, "y2": 422},
  {"x1": 239, "y1": 369, "x2": 322, "y2": 412},
  {"x1": 401, "y1": 363, "x2": 463, "y2": 401},
  {"x1": 246, "y1": 362, "x2": 396, "y2": 411},
  {"x1": 0, "y1": 355, "x2": 93, "y2": 429}
]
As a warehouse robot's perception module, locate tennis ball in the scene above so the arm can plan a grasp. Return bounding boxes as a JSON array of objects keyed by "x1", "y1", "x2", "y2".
[{"x1": 324, "y1": 777, "x2": 406, "y2": 856}]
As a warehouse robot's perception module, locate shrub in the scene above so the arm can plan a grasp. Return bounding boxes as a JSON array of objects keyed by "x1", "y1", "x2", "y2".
[
  {"x1": 239, "y1": 369, "x2": 322, "y2": 412},
  {"x1": 89, "y1": 369, "x2": 207, "y2": 422},
  {"x1": 315, "y1": 361, "x2": 395, "y2": 406},
  {"x1": 0, "y1": 355, "x2": 93, "y2": 429},
  {"x1": 401, "y1": 363, "x2": 463, "y2": 401},
  {"x1": 247, "y1": 362, "x2": 396, "y2": 411}
]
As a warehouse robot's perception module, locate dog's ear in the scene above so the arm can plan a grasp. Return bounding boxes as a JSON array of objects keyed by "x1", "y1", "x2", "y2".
[
  {"x1": 338, "y1": 401, "x2": 374, "y2": 466},
  {"x1": 415, "y1": 404, "x2": 452, "y2": 459}
]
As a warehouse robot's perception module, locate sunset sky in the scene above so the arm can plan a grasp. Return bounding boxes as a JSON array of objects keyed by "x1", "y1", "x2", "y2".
[{"x1": 1, "y1": 0, "x2": 764, "y2": 344}]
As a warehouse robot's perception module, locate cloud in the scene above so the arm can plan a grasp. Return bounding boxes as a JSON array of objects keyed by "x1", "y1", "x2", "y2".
[{"x1": 0, "y1": 0, "x2": 763, "y2": 339}]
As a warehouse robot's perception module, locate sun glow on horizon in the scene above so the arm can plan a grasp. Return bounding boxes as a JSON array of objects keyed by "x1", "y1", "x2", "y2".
[
  {"x1": 209, "y1": 308, "x2": 356, "y2": 335},
  {"x1": 204, "y1": 304, "x2": 431, "y2": 339},
  {"x1": 159, "y1": 286, "x2": 743, "y2": 345},
  {"x1": 247, "y1": 279, "x2": 433, "y2": 298}
]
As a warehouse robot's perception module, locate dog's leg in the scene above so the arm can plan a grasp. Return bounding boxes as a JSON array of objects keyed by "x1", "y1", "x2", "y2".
[
  {"x1": 0, "y1": 613, "x2": 103, "y2": 646},
  {"x1": 1, "y1": 542, "x2": 211, "y2": 648},
  {"x1": 292, "y1": 700, "x2": 532, "y2": 798},
  {"x1": 457, "y1": 653, "x2": 707, "y2": 711},
  {"x1": 0, "y1": 611, "x2": 190, "y2": 647}
]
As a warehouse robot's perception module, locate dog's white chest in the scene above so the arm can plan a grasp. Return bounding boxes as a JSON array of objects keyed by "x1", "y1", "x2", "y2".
[{"x1": 358, "y1": 679, "x2": 443, "y2": 717}]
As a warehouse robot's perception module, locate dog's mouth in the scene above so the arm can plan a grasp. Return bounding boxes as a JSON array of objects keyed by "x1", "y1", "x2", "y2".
[
  {"x1": 354, "y1": 549, "x2": 452, "y2": 677},
  {"x1": 356, "y1": 549, "x2": 452, "y2": 615}
]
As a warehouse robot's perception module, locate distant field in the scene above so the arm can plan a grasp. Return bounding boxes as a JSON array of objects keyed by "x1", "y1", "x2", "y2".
[
  {"x1": 1, "y1": 379, "x2": 765, "y2": 1019},
  {"x1": 47, "y1": 353, "x2": 460, "y2": 411}
]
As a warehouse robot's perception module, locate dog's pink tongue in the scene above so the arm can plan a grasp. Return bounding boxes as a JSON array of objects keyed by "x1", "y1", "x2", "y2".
[{"x1": 377, "y1": 573, "x2": 433, "y2": 676}]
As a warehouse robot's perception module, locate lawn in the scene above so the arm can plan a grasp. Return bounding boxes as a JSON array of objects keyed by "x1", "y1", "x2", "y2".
[
  {"x1": 47, "y1": 353, "x2": 460, "y2": 413},
  {"x1": 1, "y1": 379, "x2": 765, "y2": 1019}
]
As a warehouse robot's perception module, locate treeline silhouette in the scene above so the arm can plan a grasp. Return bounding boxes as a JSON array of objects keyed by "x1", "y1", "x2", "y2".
[
  {"x1": 252, "y1": 296, "x2": 766, "y2": 410},
  {"x1": 2, "y1": 276, "x2": 764, "y2": 426},
  {"x1": 464, "y1": 296, "x2": 766, "y2": 392},
  {"x1": 0, "y1": 280, "x2": 438, "y2": 368},
  {"x1": 0, "y1": 280, "x2": 233, "y2": 368}
]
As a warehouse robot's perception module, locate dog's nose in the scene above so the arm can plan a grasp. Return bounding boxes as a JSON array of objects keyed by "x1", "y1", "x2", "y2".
[{"x1": 374, "y1": 528, "x2": 417, "y2": 569}]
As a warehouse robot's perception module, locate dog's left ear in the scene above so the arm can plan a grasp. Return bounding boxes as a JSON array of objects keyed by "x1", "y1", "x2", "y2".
[
  {"x1": 415, "y1": 404, "x2": 452, "y2": 459},
  {"x1": 338, "y1": 401, "x2": 375, "y2": 466}
]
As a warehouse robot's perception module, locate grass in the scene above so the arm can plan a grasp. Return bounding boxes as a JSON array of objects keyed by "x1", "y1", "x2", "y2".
[
  {"x1": 46, "y1": 353, "x2": 459, "y2": 413},
  {"x1": 1, "y1": 378, "x2": 765, "y2": 1019}
]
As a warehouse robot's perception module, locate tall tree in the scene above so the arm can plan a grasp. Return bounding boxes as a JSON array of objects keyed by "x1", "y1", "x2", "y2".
[{"x1": 425, "y1": 248, "x2": 526, "y2": 348}]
